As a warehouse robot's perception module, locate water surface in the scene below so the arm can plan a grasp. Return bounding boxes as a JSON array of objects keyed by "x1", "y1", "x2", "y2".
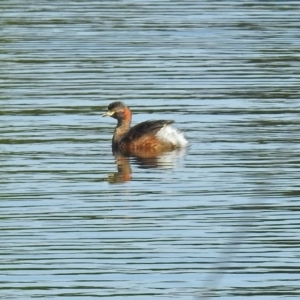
[{"x1": 1, "y1": 1, "x2": 300, "y2": 299}]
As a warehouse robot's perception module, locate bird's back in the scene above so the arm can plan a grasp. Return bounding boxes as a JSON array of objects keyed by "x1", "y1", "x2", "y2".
[{"x1": 116, "y1": 119, "x2": 187, "y2": 153}]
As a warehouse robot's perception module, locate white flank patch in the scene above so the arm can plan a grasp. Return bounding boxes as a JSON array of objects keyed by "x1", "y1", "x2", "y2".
[{"x1": 156, "y1": 124, "x2": 188, "y2": 148}]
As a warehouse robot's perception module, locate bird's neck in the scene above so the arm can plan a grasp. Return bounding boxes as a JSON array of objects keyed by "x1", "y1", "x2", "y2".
[{"x1": 113, "y1": 110, "x2": 132, "y2": 144}]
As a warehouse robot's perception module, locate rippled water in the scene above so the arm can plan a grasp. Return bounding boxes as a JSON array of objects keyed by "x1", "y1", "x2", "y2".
[{"x1": 1, "y1": 1, "x2": 300, "y2": 299}]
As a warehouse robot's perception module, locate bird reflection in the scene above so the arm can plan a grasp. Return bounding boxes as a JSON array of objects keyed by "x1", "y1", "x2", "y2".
[{"x1": 107, "y1": 148, "x2": 187, "y2": 184}]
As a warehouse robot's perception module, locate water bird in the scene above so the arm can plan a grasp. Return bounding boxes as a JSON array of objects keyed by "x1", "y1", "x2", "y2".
[{"x1": 102, "y1": 101, "x2": 188, "y2": 156}]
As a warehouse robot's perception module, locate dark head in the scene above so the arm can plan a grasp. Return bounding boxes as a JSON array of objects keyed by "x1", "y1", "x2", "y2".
[{"x1": 102, "y1": 101, "x2": 132, "y2": 124}]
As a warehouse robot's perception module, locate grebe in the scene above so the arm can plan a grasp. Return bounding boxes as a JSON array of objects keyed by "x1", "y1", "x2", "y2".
[{"x1": 102, "y1": 101, "x2": 188, "y2": 154}]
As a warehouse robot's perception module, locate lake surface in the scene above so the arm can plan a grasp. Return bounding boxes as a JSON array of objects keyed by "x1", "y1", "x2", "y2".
[{"x1": 1, "y1": 1, "x2": 300, "y2": 299}]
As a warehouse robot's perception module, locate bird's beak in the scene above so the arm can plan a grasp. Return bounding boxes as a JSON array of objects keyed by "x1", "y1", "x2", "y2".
[{"x1": 102, "y1": 111, "x2": 114, "y2": 117}]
